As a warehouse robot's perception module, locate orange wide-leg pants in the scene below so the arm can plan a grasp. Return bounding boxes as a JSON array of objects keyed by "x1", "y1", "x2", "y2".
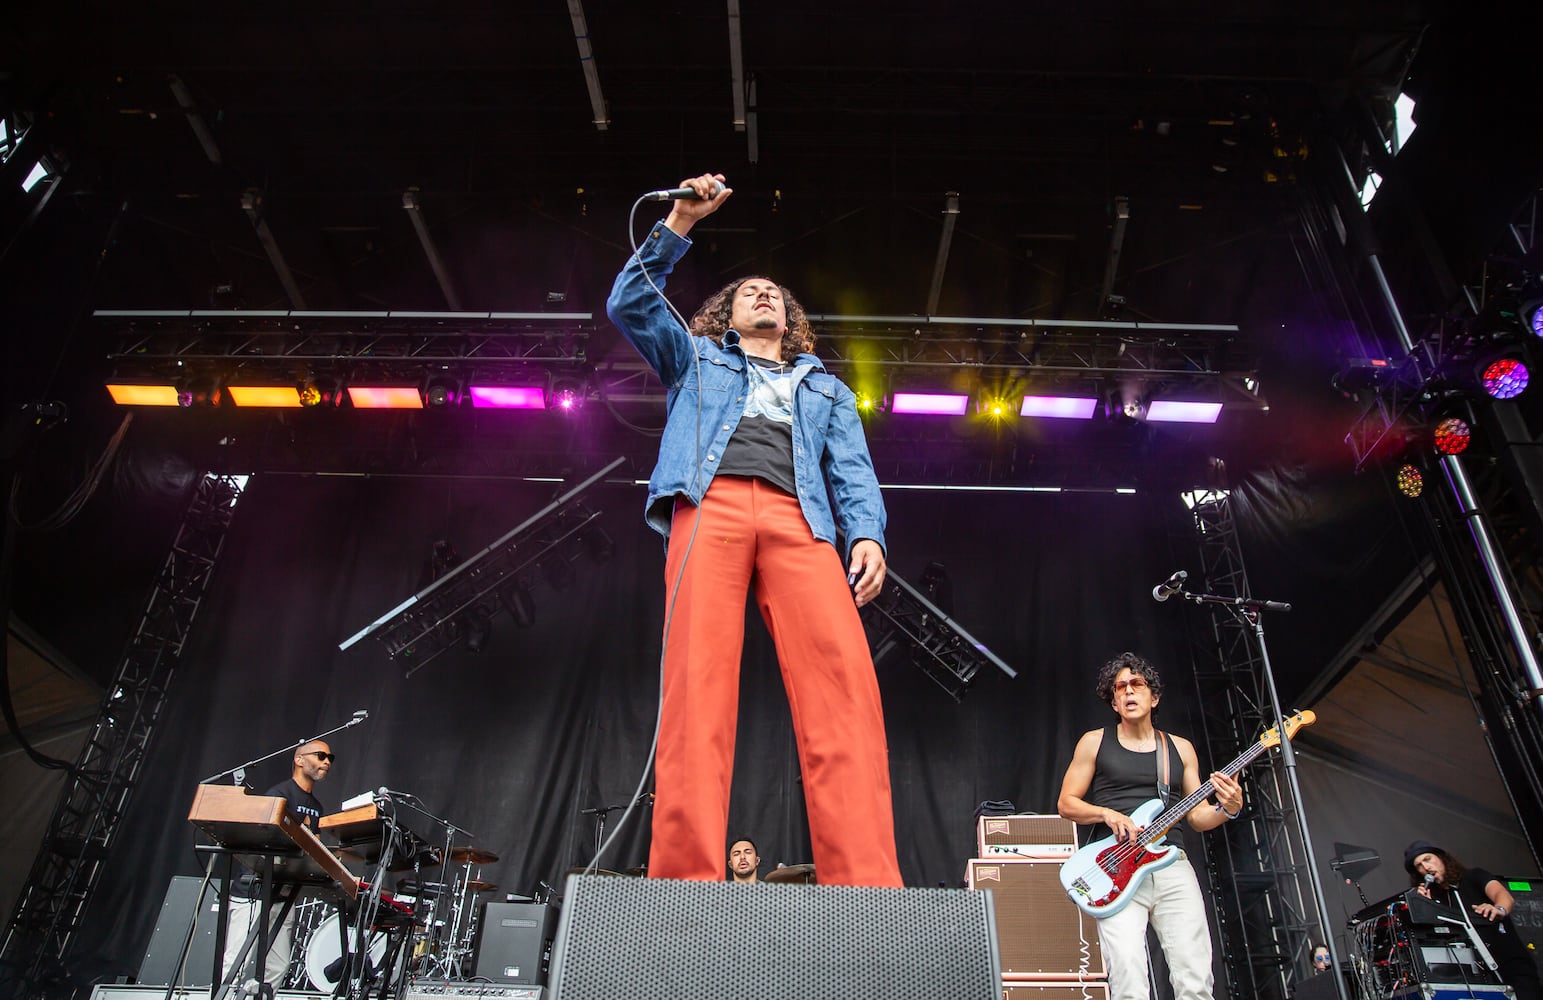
[{"x1": 647, "y1": 475, "x2": 902, "y2": 887}]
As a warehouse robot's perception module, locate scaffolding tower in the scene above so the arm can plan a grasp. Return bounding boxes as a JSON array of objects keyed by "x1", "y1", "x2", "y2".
[
  {"x1": 1186, "y1": 489, "x2": 1324, "y2": 1000},
  {"x1": 0, "y1": 472, "x2": 247, "y2": 998}
]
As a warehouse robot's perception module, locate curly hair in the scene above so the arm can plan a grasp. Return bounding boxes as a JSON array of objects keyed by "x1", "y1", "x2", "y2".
[
  {"x1": 1408, "y1": 848, "x2": 1468, "y2": 889},
  {"x1": 1095, "y1": 651, "x2": 1164, "y2": 704},
  {"x1": 689, "y1": 277, "x2": 817, "y2": 359}
]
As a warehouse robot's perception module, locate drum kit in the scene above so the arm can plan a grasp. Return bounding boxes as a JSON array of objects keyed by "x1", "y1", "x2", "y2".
[{"x1": 285, "y1": 846, "x2": 504, "y2": 989}]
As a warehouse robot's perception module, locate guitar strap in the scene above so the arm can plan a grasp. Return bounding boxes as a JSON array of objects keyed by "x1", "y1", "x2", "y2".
[{"x1": 1155, "y1": 730, "x2": 1172, "y2": 807}]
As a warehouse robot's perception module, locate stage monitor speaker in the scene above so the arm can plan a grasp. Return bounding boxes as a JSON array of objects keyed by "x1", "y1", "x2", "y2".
[
  {"x1": 967, "y1": 859, "x2": 1104, "y2": 980},
  {"x1": 1003, "y1": 985, "x2": 1110, "y2": 999},
  {"x1": 473, "y1": 902, "x2": 557, "y2": 985},
  {"x1": 547, "y1": 874, "x2": 1001, "y2": 999},
  {"x1": 135, "y1": 875, "x2": 221, "y2": 987},
  {"x1": 977, "y1": 814, "x2": 1078, "y2": 859}
]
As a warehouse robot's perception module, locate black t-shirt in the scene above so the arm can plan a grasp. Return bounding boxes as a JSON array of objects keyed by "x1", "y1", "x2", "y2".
[
  {"x1": 229, "y1": 778, "x2": 326, "y2": 899},
  {"x1": 1436, "y1": 866, "x2": 1537, "y2": 976},
  {"x1": 715, "y1": 356, "x2": 798, "y2": 498},
  {"x1": 1083, "y1": 725, "x2": 1190, "y2": 851}
]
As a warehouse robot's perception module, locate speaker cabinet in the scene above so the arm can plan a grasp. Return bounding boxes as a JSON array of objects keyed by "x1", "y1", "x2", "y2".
[
  {"x1": 967, "y1": 859, "x2": 1104, "y2": 980},
  {"x1": 136, "y1": 876, "x2": 222, "y2": 987},
  {"x1": 977, "y1": 814, "x2": 1078, "y2": 859},
  {"x1": 473, "y1": 902, "x2": 557, "y2": 985},
  {"x1": 547, "y1": 875, "x2": 1001, "y2": 999}
]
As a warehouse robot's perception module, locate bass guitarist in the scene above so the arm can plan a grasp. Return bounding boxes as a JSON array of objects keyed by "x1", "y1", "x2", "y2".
[{"x1": 1056, "y1": 652, "x2": 1243, "y2": 1000}]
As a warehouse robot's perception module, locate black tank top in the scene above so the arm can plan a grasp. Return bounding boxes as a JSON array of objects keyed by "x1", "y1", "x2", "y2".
[{"x1": 1083, "y1": 723, "x2": 1189, "y2": 850}]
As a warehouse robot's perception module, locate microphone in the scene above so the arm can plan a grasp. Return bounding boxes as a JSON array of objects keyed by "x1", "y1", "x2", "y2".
[
  {"x1": 643, "y1": 179, "x2": 725, "y2": 202},
  {"x1": 351, "y1": 709, "x2": 368, "y2": 723},
  {"x1": 1423, "y1": 872, "x2": 1437, "y2": 888},
  {"x1": 1151, "y1": 570, "x2": 1188, "y2": 602}
]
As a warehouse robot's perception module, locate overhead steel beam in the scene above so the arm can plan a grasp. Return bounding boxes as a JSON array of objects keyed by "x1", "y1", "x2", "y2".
[
  {"x1": 167, "y1": 73, "x2": 222, "y2": 165},
  {"x1": 239, "y1": 188, "x2": 307, "y2": 310},
  {"x1": 924, "y1": 192, "x2": 960, "y2": 317},
  {"x1": 402, "y1": 188, "x2": 464, "y2": 311},
  {"x1": 566, "y1": 0, "x2": 610, "y2": 131}
]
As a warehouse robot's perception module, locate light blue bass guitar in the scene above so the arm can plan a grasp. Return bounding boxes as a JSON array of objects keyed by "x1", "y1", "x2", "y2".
[{"x1": 1058, "y1": 710, "x2": 1314, "y2": 919}]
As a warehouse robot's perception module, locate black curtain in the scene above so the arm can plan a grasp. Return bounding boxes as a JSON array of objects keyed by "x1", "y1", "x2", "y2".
[{"x1": 75, "y1": 474, "x2": 1203, "y2": 981}]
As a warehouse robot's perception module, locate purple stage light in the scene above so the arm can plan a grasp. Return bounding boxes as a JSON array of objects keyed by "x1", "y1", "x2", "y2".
[
  {"x1": 1146, "y1": 400, "x2": 1223, "y2": 423},
  {"x1": 1482, "y1": 358, "x2": 1528, "y2": 399},
  {"x1": 469, "y1": 385, "x2": 546, "y2": 409},
  {"x1": 890, "y1": 392, "x2": 970, "y2": 415},
  {"x1": 1019, "y1": 395, "x2": 1098, "y2": 419}
]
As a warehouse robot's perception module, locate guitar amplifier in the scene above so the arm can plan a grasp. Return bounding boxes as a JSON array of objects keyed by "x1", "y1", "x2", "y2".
[
  {"x1": 967, "y1": 858, "x2": 1104, "y2": 980},
  {"x1": 406, "y1": 982, "x2": 542, "y2": 999},
  {"x1": 1003, "y1": 985, "x2": 1109, "y2": 999},
  {"x1": 977, "y1": 814, "x2": 1078, "y2": 859}
]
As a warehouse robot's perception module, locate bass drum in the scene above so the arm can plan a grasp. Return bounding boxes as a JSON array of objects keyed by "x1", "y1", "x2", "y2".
[{"x1": 304, "y1": 913, "x2": 389, "y2": 991}]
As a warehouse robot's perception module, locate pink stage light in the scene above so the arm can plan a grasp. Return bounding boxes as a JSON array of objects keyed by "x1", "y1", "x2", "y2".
[
  {"x1": 468, "y1": 385, "x2": 547, "y2": 409},
  {"x1": 1019, "y1": 395, "x2": 1098, "y2": 419},
  {"x1": 890, "y1": 392, "x2": 970, "y2": 416},
  {"x1": 347, "y1": 386, "x2": 424, "y2": 409},
  {"x1": 1146, "y1": 400, "x2": 1223, "y2": 423}
]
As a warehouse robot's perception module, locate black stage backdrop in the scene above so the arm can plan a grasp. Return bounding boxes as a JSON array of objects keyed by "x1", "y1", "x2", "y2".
[{"x1": 74, "y1": 474, "x2": 1202, "y2": 980}]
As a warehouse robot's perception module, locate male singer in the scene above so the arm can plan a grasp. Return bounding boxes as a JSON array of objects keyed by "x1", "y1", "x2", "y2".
[{"x1": 606, "y1": 172, "x2": 902, "y2": 887}]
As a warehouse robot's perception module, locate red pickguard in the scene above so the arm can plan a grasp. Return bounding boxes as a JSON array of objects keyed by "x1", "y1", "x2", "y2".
[{"x1": 1086, "y1": 841, "x2": 1169, "y2": 909}]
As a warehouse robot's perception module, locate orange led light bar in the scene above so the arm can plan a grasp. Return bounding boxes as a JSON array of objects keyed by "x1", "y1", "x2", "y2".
[
  {"x1": 106, "y1": 383, "x2": 180, "y2": 406},
  {"x1": 347, "y1": 386, "x2": 423, "y2": 409},
  {"x1": 227, "y1": 385, "x2": 304, "y2": 407}
]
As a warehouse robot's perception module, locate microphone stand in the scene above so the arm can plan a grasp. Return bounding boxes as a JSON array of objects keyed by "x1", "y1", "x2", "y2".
[
  {"x1": 200, "y1": 709, "x2": 369, "y2": 785},
  {"x1": 1174, "y1": 585, "x2": 1350, "y2": 1000}
]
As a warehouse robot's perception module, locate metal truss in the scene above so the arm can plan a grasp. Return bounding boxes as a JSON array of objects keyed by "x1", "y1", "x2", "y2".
[
  {"x1": 1186, "y1": 490, "x2": 1321, "y2": 1000},
  {"x1": 339, "y1": 458, "x2": 624, "y2": 675},
  {"x1": 97, "y1": 309, "x2": 1262, "y2": 409},
  {"x1": 0, "y1": 473, "x2": 247, "y2": 998},
  {"x1": 861, "y1": 568, "x2": 1018, "y2": 700}
]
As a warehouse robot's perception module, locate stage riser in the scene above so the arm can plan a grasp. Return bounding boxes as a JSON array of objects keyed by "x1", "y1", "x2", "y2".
[{"x1": 547, "y1": 875, "x2": 1001, "y2": 999}]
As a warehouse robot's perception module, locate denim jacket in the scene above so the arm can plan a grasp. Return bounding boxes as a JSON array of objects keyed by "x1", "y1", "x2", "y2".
[{"x1": 606, "y1": 223, "x2": 886, "y2": 561}]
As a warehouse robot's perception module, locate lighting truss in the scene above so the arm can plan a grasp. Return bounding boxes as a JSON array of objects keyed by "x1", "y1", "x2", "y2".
[
  {"x1": 0, "y1": 473, "x2": 247, "y2": 996},
  {"x1": 95, "y1": 309, "x2": 1260, "y2": 411},
  {"x1": 861, "y1": 567, "x2": 1018, "y2": 700},
  {"x1": 1346, "y1": 187, "x2": 1542, "y2": 471},
  {"x1": 339, "y1": 457, "x2": 624, "y2": 675}
]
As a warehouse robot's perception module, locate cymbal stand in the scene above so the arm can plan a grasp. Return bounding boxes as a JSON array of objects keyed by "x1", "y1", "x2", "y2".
[
  {"x1": 378, "y1": 790, "x2": 478, "y2": 981},
  {"x1": 580, "y1": 803, "x2": 626, "y2": 872}
]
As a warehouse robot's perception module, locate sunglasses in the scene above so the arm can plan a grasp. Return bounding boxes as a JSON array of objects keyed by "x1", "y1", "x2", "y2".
[{"x1": 304, "y1": 751, "x2": 336, "y2": 763}]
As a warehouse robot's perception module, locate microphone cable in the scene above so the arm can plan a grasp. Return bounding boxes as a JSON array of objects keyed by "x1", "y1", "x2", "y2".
[{"x1": 581, "y1": 194, "x2": 712, "y2": 876}]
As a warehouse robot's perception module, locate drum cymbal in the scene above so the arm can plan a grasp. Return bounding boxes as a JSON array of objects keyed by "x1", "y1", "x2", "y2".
[
  {"x1": 463, "y1": 879, "x2": 499, "y2": 893},
  {"x1": 565, "y1": 866, "x2": 626, "y2": 877},
  {"x1": 763, "y1": 863, "x2": 817, "y2": 884},
  {"x1": 450, "y1": 847, "x2": 499, "y2": 864}
]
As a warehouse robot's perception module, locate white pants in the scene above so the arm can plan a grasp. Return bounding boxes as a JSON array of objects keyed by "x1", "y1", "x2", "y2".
[
  {"x1": 222, "y1": 895, "x2": 298, "y2": 986},
  {"x1": 1096, "y1": 854, "x2": 1214, "y2": 1000}
]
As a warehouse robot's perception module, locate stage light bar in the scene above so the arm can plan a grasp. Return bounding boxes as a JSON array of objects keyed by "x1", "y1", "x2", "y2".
[
  {"x1": 347, "y1": 386, "x2": 423, "y2": 409},
  {"x1": 107, "y1": 383, "x2": 180, "y2": 406},
  {"x1": 228, "y1": 385, "x2": 304, "y2": 407},
  {"x1": 1019, "y1": 395, "x2": 1098, "y2": 419},
  {"x1": 469, "y1": 385, "x2": 546, "y2": 409},
  {"x1": 891, "y1": 392, "x2": 970, "y2": 416},
  {"x1": 1147, "y1": 400, "x2": 1223, "y2": 423}
]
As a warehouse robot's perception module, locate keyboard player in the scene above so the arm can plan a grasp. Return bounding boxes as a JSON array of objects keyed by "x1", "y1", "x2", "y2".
[{"x1": 222, "y1": 739, "x2": 333, "y2": 985}]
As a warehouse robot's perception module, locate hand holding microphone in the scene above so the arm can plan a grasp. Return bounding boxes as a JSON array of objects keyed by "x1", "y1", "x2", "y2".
[{"x1": 655, "y1": 173, "x2": 731, "y2": 236}]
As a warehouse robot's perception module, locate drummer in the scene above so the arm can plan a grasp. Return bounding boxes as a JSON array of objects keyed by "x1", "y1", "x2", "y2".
[{"x1": 727, "y1": 838, "x2": 761, "y2": 884}]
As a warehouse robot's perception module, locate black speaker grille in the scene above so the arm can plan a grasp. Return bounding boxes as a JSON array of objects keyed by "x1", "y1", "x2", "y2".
[{"x1": 549, "y1": 876, "x2": 1001, "y2": 1000}]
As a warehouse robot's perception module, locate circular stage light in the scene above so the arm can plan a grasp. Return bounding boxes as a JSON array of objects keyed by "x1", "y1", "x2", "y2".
[
  {"x1": 1433, "y1": 417, "x2": 1471, "y2": 455},
  {"x1": 1396, "y1": 464, "x2": 1424, "y2": 498},
  {"x1": 1482, "y1": 358, "x2": 1529, "y2": 399}
]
